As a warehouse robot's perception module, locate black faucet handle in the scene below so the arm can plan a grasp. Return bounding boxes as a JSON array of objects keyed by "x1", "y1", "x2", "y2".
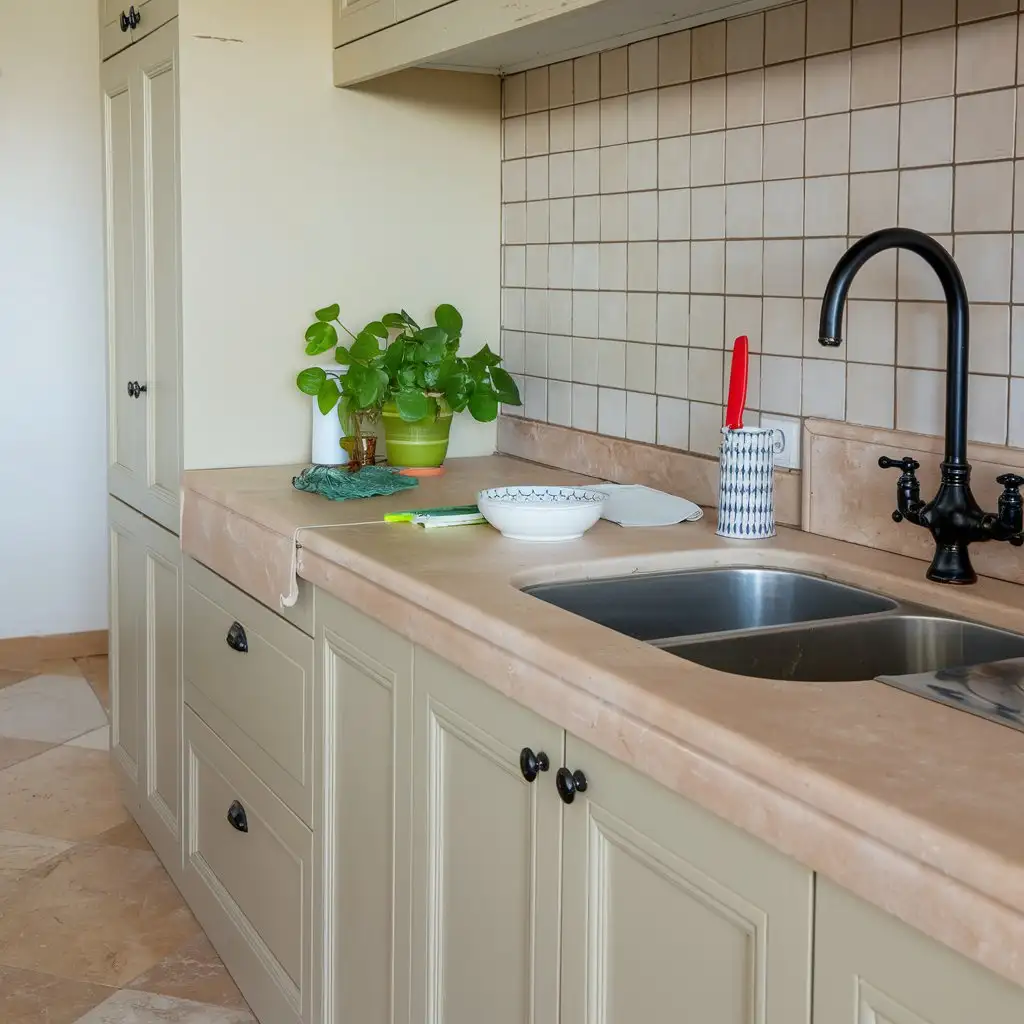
[
  {"x1": 996, "y1": 473, "x2": 1024, "y2": 491},
  {"x1": 995, "y1": 473, "x2": 1024, "y2": 539},
  {"x1": 879, "y1": 455, "x2": 921, "y2": 473}
]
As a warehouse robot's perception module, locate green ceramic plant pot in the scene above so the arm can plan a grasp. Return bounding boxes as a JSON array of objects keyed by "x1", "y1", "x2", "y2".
[{"x1": 381, "y1": 398, "x2": 453, "y2": 468}]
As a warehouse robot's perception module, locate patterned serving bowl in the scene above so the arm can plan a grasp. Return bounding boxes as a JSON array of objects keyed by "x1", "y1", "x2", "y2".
[{"x1": 477, "y1": 486, "x2": 607, "y2": 542}]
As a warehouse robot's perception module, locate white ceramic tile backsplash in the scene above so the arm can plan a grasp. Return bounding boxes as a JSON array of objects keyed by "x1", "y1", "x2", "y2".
[{"x1": 501, "y1": 1, "x2": 1024, "y2": 452}]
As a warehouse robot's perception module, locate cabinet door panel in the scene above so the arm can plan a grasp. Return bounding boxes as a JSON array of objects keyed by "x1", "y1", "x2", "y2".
[
  {"x1": 317, "y1": 596, "x2": 413, "y2": 1024},
  {"x1": 411, "y1": 651, "x2": 562, "y2": 1024},
  {"x1": 109, "y1": 499, "x2": 144, "y2": 798},
  {"x1": 814, "y1": 879, "x2": 1024, "y2": 1024},
  {"x1": 102, "y1": 53, "x2": 142, "y2": 511},
  {"x1": 560, "y1": 736, "x2": 812, "y2": 1024},
  {"x1": 132, "y1": 26, "x2": 181, "y2": 533},
  {"x1": 139, "y1": 518, "x2": 182, "y2": 873},
  {"x1": 335, "y1": 0, "x2": 396, "y2": 46}
]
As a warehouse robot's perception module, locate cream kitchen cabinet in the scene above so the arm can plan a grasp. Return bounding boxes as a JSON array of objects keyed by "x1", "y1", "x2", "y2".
[
  {"x1": 814, "y1": 878, "x2": 1024, "y2": 1024},
  {"x1": 315, "y1": 593, "x2": 415, "y2": 1024},
  {"x1": 334, "y1": 0, "x2": 396, "y2": 46},
  {"x1": 101, "y1": 23, "x2": 182, "y2": 535},
  {"x1": 108, "y1": 496, "x2": 183, "y2": 876},
  {"x1": 411, "y1": 649, "x2": 564, "y2": 1024}
]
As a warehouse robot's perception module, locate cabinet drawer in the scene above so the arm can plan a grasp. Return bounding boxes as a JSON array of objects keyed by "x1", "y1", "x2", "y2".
[
  {"x1": 183, "y1": 709, "x2": 312, "y2": 1024},
  {"x1": 184, "y1": 558, "x2": 314, "y2": 825}
]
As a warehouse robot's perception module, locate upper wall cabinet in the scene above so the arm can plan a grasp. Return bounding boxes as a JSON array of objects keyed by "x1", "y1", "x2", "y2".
[
  {"x1": 333, "y1": 0, "x2": 782, "y2": 86},
  {"x1": 100, "y1": 0, "x2": 178, "y2": 60}
]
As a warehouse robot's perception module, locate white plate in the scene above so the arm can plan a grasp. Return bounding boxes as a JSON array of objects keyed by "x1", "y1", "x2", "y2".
[
  {"x1": 477, "y1": 486, "x2": 606, "y2": 542},
  {"x1": 591, "y1": 484, "x2": 704, "y2": 527}
]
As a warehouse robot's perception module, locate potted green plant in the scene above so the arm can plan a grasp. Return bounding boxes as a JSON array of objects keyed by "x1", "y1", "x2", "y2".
[{"x1": 295, "y1": 302, "x2": 521, "y2": 468}]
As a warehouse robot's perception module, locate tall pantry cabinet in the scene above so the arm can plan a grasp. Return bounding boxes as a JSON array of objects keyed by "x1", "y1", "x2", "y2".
[{"x1": 99, "y1": 0, "x2": 501, "y2": 885}]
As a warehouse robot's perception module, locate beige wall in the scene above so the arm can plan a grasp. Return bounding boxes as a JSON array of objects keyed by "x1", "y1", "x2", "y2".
[
  {"x1": 179, "y1": 0, "x2": 501, "y2": 469},
  {"x1": 499, "y1": 0, "x2": 1024, "y2": 470},
  {"x1": 0, "y1": 1, "x2": 107, "y2": 638}
]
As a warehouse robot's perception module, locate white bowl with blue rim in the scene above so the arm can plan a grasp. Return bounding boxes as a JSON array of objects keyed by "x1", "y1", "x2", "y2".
[{"x1": 477, "y1": 485, "x2": 606, "y2": 542}]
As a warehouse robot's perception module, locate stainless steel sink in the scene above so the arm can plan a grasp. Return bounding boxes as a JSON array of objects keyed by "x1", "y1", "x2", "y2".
[
  {"x1": 661, "y1": 616, "x2": 1024, "y2": 683},
  {"x1": 521, "y1": 566, "x2": 1024, "y2": 732},
  {"x1": 523, "y1": 568, "x2": 897, "y2": 642}
]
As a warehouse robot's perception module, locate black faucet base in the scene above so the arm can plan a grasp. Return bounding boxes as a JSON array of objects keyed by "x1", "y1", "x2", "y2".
[{"x1": 926, "y1": 543, "x2": 977, "y2": 585}]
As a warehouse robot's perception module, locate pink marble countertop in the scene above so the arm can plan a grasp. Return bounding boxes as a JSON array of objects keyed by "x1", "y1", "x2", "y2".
[{"x1": 183, "y1": 456, "x2": 1024, "y2": 987}]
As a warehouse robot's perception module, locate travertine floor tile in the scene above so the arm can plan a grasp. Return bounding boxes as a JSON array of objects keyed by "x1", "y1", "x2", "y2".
[
  {"x1": 0, "y1": 674, "x2": 107, "y2": 743},
  {"x1": 0, "y1": 965, "x2": 114, "y2": 1024},
  {"x1": 0, "y1": 669, "x2": 34, "y2": 691},
  {"x1": 69, "y1": 725, "x2": 111, "y2": 751},
  {"x1": 90, "y1": 819, "x2": 152, "y2": 852},
  {"x1": 126, "y1": 934, "x2": 249, "y2": 1010},
  {"x1": 76, "y1": 655, "x2": 110, "y2": 714},
  {"x1": 0, "y1": 828, "x2": 73, "y2": 872},
  {"x1": 0, "y1": 844, "x2": 202, "y2": 987},
  {"x1": 0, "y1": 735, "x2": 54, "y2": 770},
  {"x1": 73, "y1": 989, "x2": 256, "y2": 1023},
  {"x1": 0, "y1": 746, "x2": 129, "y2": 841}
]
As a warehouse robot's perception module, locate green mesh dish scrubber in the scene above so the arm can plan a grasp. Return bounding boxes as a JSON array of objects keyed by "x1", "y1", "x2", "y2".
[{"x1": 292, "y1": 465, "x2": 419, "y2": 501}]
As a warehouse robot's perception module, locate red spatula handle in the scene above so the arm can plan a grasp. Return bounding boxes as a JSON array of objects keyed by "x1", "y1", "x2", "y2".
[{"x1": 725, "y1": 335, "x2": 749, "y2": 431}]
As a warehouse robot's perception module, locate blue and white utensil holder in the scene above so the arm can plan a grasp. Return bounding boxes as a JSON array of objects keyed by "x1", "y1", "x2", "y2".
[{"x1": 717, "y1": 427, "x2": 786, "y2": 539}]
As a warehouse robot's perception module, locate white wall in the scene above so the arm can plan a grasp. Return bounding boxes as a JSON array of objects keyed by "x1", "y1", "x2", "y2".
[{"x1": 0, "y1": 3, "x2": 107, "y2": 638}]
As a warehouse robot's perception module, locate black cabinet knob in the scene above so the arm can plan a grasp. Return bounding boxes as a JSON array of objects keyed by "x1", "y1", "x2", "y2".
[
  {"x1": 555, "y1": 766, "x2": 588, "y2": 804},
  {"x1": 128, "y1": 5, "x2": 141, "y2": 28},
  {"x1": 126, "y1": 381, "x2": 148, "y2": 398},
  {"x1": 226, "y1": 800, "x2": 248, "y2": 833},
  {"x1": 120, "y1": 10, "x2": 130, "y2": 31},
  {"x1": 225, "y1": 621, "x2": 248, "y2": 653},
  {"x1": 519, "y1": 747, "x2": 550, "y2": 783}
]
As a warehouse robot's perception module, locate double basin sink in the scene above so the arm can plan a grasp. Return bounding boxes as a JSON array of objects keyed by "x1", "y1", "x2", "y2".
[{"x1": 523, "y1": 568, "x2": 1024, "y2": 732}]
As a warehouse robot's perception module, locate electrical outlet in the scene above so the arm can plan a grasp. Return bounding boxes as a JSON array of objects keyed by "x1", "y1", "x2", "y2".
[{"x1": 760, "y1": 415, "x2": 801, "y2": 469}]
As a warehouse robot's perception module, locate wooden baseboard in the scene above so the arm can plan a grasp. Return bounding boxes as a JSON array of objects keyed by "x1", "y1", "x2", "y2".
[{"x1": 0, "y1": 629, "x2": 108, "y2": 669}]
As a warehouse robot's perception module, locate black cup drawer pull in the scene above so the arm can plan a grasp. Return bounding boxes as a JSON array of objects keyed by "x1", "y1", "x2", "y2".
[
  {"x1": 519, "y1": 747, "x2": 550, "y2": 783},
  {"x1": 120, "y1": 10, "x2": 130, "y2": 31},
  {"x1": 226, "y1": 621, "x2": 248, "y2": 653},
  {"x1": 556, "y1": 767, "x2": 589, "y2": 805},
  {"x1": 226, "y1": 800, "x2": 248, "y2": 833}
]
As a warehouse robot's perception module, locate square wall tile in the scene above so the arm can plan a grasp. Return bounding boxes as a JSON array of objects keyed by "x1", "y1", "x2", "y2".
[
  {"x1": 765, "y1": 61, "x2": 806, "y2": 122},
  {"x1": 850, "y1": 170, "x2": 898, "y2": 234},
  {"x1": 550, "y1": 198, "x2": 574, "y2": 242},
  {"x1": 628, "y1": 90, "x2": 659, "y2": 142},
  {"x1": 847, "y1": 362, "x2": 895, "y2": 427},
  {"x1": 504, "y1": 246, "x2": 526, "y2": 286},
  {"x1": 658, "y1": 241, "x2": 691, "y2": 291},
  {"x1": 504, "y1": 73, "x2": 526, "y2": 117},
  {"x1": 688, "y1": 346, "x2": 725, "y2": 402},
  {"x1": 901, "y1": 29, "x2": 955, "y2": 102},
  {"x1": 629, "y1": 38, "x2": 659, "y2": 93},
  {"x1": 627, "y1": 240, "x2": 660, "y2": 290},
  {"x1": 597, "y1": 338, "x2": 626, "y2": 384},
  {"x1": 899, "y1": 97, "x2": 954, "y2": 167},
  {"x1": 763, "y1": 120, "x2": 805, "y2": 180},
  {"x1": 659, "y1": 30, "x2": 692, "y2": 87},
  {"x1": 659, "y1": 189, "x2": 691, "y2": 239},
  {"x1": 504, "y1": 203, "x2": 527, "y2": 244},
  {"x1": 599, "y1": 242, "x2": 627, "y2": 290},
  {"x1": 601, "y1": 96, "x2": 628, "y2": 146},
  {"x1": 601, "y1": 144, "x2": 628, "y2": 193},
  {"x1": 896, "y1": 367, "x2": 944, "y2": 435},
  {"x1": 524, "y1": 375, "x2": 548, "y2": 419},
  {"x1": 903, "y1": 0, "x2": 955, "y2": 34},
  {"x1": 548, "y1": 379, "x2": 572, "y2": 425},
  {"x1": 898, "y1": 167, "x2": 952, "y2": 233},
  {"x1": 627, "y1": 292, "x2": 659, "y2": 343},
  {"x1": 764, "y1": 297, "x2": 805, "y2": 355},
  {"x1": 727, "y1": 13, "x2": 765, "y2": 73},
  {"x1": 851, "y1": 39, "x2": 901, "y2": 109},
  {"x1": 656, "y1": 345, "x2": 689, "y2": 397},
  {"x1": 690, "y1": 294, "x2": 726, "y2": 348},
  {"x1": 693, "y1": 21, "x2": 727, "y2": 79},
  {"x1": 628, "y1": 191, "x2": 659, "y2": 240},
  {"x1": 897, "y1": 235, "x2": 952, "y2": 300},
  {"x1": 955, "y1": 90, "x2": 1017, "y2": 163},
  {"x1": 726, "y1": 182, "x2": 764, "y2": 237},
  {"x1": 572, "y1": 335, "x2": 599, "y2": 381},
  {"x1": 690, "y1": 401, "x2": 726, "y2": 455},
  {"x1": 725, "y1": 239, "x2": 764, "y2": 294},
  {"x1": 571, "y1": 382, "x2": 598, "y2": 430},
  {"x1": 691, "y1": 132, "x2": 726, "y2": 186},
  {"x1": 804, "y1": 237, "x2": 849, "y2": 297},
  {"x1": 549, "y1": 292, "x2": 573, "y2": 336},
  {"x1": 526, "y1": 67, "x2": 550, "y2": 112},
  {"x1": 761, "y1": 354, "x2": 803, "y2": 414},
  {"x1": 970, "y1": 303, "x2": 1011, "y2": 374},
  {"x1": 726, "y1": 296, "x2": 763, "y2": 351},
  {"x1": 600, "y1": 193, "x2": 627, "y2": 240},
  {"x1": 765, "y1": 3, "x2": 806, "y2": 65},
  {"x1": 725, "y1": 126, "x2": 764, "y2": 183},
  {"x1": 626, "y1": 391, "x2": 658, "y2": 442},
  {"x1": 659, "y1": 84, "x2": 691, "y2": 138},
  {"x1": 727, "y1": 70, "x2": 765, "y2": 128},
  {"x1": 526, "y1": 111, "x2": 549, "y2": 156},
  {"x1": 898, "y1": 301, "x2": 947, "y2": 367},
  {"x1": 853, "y1": 0, "x2": 900, "y2": 45},
  {"x1": 807, "y1": 0, "x2": 852, "y2": 55},
  {"x1": 691, "y1": 185, "x2": 726, "y2": 239},
  {"x1": 572, "y1": 241, "x2": 600, "y2": 289},
  {"x1": 955, "y1": 161, "x2": 1014, "y2": 233},
  {"x1": 549, "y1": 152, "x2": 573, "y2": 198},
  {"x1": 1010, "y1": 377, "x2": 1024, "y2": 447},
  {"x1": 599, "y1": 292, "x2": 627, "y2": 340},
  {"x1": 575, "y1": 101, "x2": 601, "y2": 149},
  {"x1": 526, "y1": 155, "x2": 549, "y2": 199},
  {"x1": 763, "y1": 178, "x2": 805, "y2": 237},
  {"x1": 957, "y1": 17, "x2": 1017, "y2": 94},
  {"x1": 968, "y1": 374, "x2": 1008, "y2": 444},
  {"x1": 657, "y1": 396, "x2": 691, "y2": 448},
  {"x1": 658, "y1": 292, "x2": 691, "y2": 345},
  {"x1": 954, "y1": 233, "x2": 1013, "y2": 303},
  {"x1": 691, "y1": 239, "x2": 726, "y2": 291},
  {"x1": 575, "y1": 195, "x2": 601, "y2": 241},
  {"x1": 763, "y1": 239, "x2": 805, "y2": 296},
  {"x1": 659, "y1": 136, "x2": 692, "y2": 189},
  {"x1": 575, "y1": 55, "x2": 601, "y2": 104},
  {"x1": 601, "y1": 47, "x2": 629, "y2": 97},
  {"x1": 850, "y1": 105, "x2": 899, "y2": 173},
  {"x1": 502, "y1": 330, "x2": 525, "y2": 373},
  {"x1": 805, "y1": 51, "x2": 851, "y2": 116},
  {"x1": 805, "y1": 113, "x2": 850, "y2": 175},
  {"x1": 549, "y1": 61, "x2": 574, "y2": 108},
  {"x1": 627, "y1": 140, "x2": 659, "y2": 190},
  {"x1": 692, "y1": 76, "x2": 727, "y2": 132},
  {"x1": 803, "y1": 358, "x2": 846, "y2": 419},
  {"x1": 598, "y1": 387, "x2": 627, "y2": 436},
  {"x1": 847, "y1": 298, "x2": 896, "y2": 363}
]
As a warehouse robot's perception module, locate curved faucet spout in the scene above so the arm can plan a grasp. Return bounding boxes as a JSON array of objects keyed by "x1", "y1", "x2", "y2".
[{"x1": 818, "y1": 228, "x2": 970, "y2": 467}]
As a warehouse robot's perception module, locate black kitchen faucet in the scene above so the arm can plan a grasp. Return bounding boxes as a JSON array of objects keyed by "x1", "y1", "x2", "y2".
[{"x1": 818, "y1": 228, "x2": 1024, "y2": 585}]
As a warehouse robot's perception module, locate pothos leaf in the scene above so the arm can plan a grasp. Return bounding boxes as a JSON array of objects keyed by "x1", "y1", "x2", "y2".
[
  {"x1": 434, "y1": 303, "x2": 463, "y2": 337},
  {"x1": 317, "y1": 377, "x2": 341, "y2": 415},
  {"x1": 394, "y1": 389, "x2": 432, "y2": 422},
  {"x1": 467, "y1": 387, "x2": 499, "y2": 422},
  {"x1": 364, "y1": 320, "x2": 388, "y2": 339},
  {"x1": 350, "y1": 331, "x2": 381, "y2": 362},
  {"x1": 296, "y1": 366, "x2": 327, "y2": 395},
  {"x1": 315, "y1": 303, "x2": 340, "y2": 323},
  {"x1": 304, "y1": 321, "x2": 337, "y2": 356},
  {"x1": 489, "y1": 366, "x2": 521, "y2": 405}
]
